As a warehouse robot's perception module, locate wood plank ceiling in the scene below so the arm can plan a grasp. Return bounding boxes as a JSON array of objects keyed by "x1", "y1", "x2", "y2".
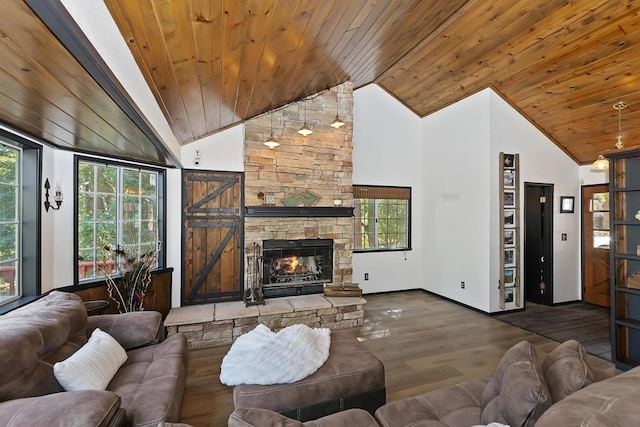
[
  {"x1": 102, "y1": 0, "x2": 640, "y2": 165},
  {"x1": 0, "y1": 1, "x2": 172, "y2": 166},
  {"x1": 3, "y1": 1, "x2": 640, "y2": 166}
]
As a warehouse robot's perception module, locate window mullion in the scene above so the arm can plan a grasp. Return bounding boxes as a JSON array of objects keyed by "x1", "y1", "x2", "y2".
[
  {"x1": 117, "y1": 168, "x2": 123, "y2": 250},
  {"x1": 92, "y1": 164, "x2": 99, "y2": 276},
  {"x1": 374, "y1": 199, "x2": 379, "y2": 249}
]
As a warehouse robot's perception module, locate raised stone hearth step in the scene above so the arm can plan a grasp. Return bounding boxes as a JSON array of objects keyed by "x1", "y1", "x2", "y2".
[{"x1": 165, "y1": 295, "x2": 366, "y2": 349}]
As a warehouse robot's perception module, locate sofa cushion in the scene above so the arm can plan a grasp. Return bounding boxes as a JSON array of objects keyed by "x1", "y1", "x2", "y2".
[
  {"x1": 86, "y1": 311, "x2": 163, "y2": 350},
  {"x1": 541, "y1": 339, "x2": 598, "y2": 403},
  {"x1": 54, "y1": 328, "x2": 128, "y2": 391},
  {"x1": 229, "y1": 407, "x2": 379, "y2": 427},
  {"x1": 374, "y1": 376, "x2": 490, "y2": 427},
  {"x1": 480, "y1": 341, "x2": 551, "y2": 427},
  {"x1": 536, "y1": 365, "x2": 640, "y2": 427},
  {"x1": 0, "y1": 291, "x2": 88, "y2": 400},
  {"x1": 107, "y1": 333, "x2": 188, "y2": 425},
  {"x1": 0, "y1": 390, "x2": 122, "y2": 427}
]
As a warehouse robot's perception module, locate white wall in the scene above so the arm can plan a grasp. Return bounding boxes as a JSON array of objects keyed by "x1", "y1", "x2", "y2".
[
  {"x1": 580, "y1": 165, "x2": 608, "y2": 186},
  {"x1": 422, "y1": 90, "x2": 493, "y2": 311},
  {"x1": 353, "y1": 86, "x2": 583, "y2": 312},
  {"x1": 352, "y1": 85, "x2": 424, "y2": 293},
  {"x1": 34, "y1": 141, "x2": 75, "y2": 292},
  {"x1": 180, "y1": 125, "x2": 245, "y2": 172},
  {"x1": 488, "y1": 90, "x2": 581, "y2": 308}
]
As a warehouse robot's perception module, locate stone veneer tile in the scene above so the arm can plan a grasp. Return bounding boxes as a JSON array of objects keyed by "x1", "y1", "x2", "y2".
[
  {"x1": 164, "y1": 304, "x2": 215, "y2": 326},
  {"x1": 325, "y1": 296, "x2": 367, "y2": 307},
  {"x1": 257, "y1": 298, "x2": 294, "y2": 315},
  {"x1": 287, "y1": 294, "x2": 332, "y2": 311},
  {"x1": 214, "y1": 300, "x2": 260, "y2": 320}
]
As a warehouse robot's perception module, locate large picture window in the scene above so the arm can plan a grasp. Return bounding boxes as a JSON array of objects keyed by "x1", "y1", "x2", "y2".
[
  {"x1": 76, "y1": 158, "x2": 164, "y2": 282},
  {"x1": 353, "y1": 185, "x2": 411, "y2": 252}
]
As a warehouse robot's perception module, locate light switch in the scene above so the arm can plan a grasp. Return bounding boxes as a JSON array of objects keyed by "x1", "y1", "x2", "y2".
[{"x1": 561, "y1": 233, "x2": 567, "y2": 241}]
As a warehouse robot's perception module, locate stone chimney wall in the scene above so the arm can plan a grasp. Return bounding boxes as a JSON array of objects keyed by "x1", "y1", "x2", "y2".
[{"x1": 244, "y1": 82, "x2": 354, "y2": 286}]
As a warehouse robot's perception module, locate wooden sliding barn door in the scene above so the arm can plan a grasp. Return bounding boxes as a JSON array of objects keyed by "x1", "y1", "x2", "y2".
[{"x1": 182, "y1": 170, "x2": 243, "y2": 305}]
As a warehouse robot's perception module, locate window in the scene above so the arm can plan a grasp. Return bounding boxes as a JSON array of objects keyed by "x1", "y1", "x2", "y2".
[
  {"x1": 0, "y1": 128, "x2": 41, "y2": 307},
  {"x1": 0, "y1": 143, "x2": 20, "y2": 303},
  {"x1": 592, "y1": 192, "x2": 610, "y2": 249},
  {"x1": 353, "y1": 185, "x2": 411, "y2": 252},
  {"x1": 76, "y1": 158, "x2": 165, "y2": 282}
]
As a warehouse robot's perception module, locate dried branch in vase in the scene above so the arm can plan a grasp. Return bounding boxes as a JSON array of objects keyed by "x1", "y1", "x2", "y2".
[{"x1": 100, "y1": 241, "x2": 160, "y2": 312}]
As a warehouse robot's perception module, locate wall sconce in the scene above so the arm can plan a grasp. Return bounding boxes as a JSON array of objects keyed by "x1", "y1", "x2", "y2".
[{"x1": 44, "y1": 178, "x2": 63, "y2": 211}]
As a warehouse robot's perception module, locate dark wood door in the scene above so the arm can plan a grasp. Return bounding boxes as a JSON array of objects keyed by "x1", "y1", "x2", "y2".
[
  {"x1": 182, "y1": 170, "x2": 243, "y2": 305},
  {"x1": 524, "y1": 183, "x2": 554, "y2": 305},
  {"x1": 582, "y1": 184, "x2": 610, "y2": 307}
]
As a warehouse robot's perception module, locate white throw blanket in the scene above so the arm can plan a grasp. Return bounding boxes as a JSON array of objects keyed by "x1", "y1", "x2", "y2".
[{"x1": 220, "y1": 323, "x2": 331, "y2": 386}]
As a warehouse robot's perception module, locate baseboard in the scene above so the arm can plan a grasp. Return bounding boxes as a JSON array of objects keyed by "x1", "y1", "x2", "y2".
[{"x1": 365, "y1": 288, "x2": 495, "y2": 316}]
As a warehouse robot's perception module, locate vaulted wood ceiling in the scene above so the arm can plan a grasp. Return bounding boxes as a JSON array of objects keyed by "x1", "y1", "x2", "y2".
[
  {"x1": 4, "y1": 1, "x2": 640, "y2": 166},
  {"x1": 103, "y1": 0, "x2": 640, "y2": 165}
]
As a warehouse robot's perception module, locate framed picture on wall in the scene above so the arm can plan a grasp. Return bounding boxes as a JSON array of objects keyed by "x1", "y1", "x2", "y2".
[
  {"x1": 504, "y1": 268, "x2": 516, "y2": 285},
  {"x1": 504, "y1": 248, "x2": 516, "y2": 267},
  {"x1": 503, "y1": 154, "x2": 515, "y2": 169},
  {"x1": 504, "y1": 169, "x2": 516, "y2": 188},
  {"x1": 560, "y1": 196, "x2": 575, "y2": 213},
  {"x1": 504, "y1": 209, "x2": 516, "y2": 227},
  {"x1": 504, "y1": 229, "x2": 516, "y2": 247},
  {"x1": 504, "y1": 190, "x2": 516, "y2": 208},
  {"x1": 504, "y1": 287, "x2": 515, "y2": 303}
]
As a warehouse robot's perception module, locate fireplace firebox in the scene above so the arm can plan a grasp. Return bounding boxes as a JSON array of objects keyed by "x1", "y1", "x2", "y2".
[{"x1": 262, "y1": 239, "x2": 333, "y2": 298}]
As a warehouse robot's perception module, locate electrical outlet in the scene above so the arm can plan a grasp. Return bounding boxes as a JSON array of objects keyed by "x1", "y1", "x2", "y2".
[
  {"x1": 364, "y1": 273, "x2": 369, "y2": 281},
  {"x1": 461, "y1": 281, "x2": 465, "y2": 289}
]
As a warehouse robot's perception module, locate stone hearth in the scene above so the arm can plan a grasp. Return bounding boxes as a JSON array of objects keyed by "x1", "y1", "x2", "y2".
[{"x1": 165, "y1": 295, "x2": 366, "y2": 349}]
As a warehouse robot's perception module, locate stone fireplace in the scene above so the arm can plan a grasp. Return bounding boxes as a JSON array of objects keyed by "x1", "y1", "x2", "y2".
[{"x1": 244, "y1": 82, "x2": 354, "y2": 297}]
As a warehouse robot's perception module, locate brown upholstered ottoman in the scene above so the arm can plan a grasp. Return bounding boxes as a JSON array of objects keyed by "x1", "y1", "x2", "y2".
[{"x1": 233, "y1": 329, "x2": 386, "y2": 422}]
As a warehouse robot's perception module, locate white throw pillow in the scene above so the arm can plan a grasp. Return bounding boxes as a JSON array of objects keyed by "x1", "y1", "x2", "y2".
[{"x1": 54, "y1": 328, "x2": 127, "y2": 391}]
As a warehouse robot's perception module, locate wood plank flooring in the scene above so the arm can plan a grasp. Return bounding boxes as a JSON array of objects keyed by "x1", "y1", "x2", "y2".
[
  {"x1": 494, "y1": 301, "x2": 611, "y2": 361},
  {"x1": 179, "y1": 290, "x2": 615, "y2": 427}
]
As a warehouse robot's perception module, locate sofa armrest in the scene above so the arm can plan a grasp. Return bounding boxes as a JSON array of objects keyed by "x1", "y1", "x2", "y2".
[
  {"x1": 228, "y1": 408, "x2": 378, "y2": 426},
  {"x1": 87, "y1": 311, "x2": 163, "y2": 350},
  {"x1": 0, "y1": 390, "x2": 125, "y2": 427}
]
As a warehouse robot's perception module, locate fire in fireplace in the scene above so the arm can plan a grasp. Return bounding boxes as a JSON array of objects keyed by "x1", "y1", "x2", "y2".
[{"x1": 262, "y1": 239, "x2": 333, "y2": 298}]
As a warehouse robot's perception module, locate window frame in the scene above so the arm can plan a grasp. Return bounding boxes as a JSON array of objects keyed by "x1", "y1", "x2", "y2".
[
  {"x1": 353, "y1": 185, "x2": 412, "y2": 253},
  {"x1": 74, "y1": 155, "x2": 166, "y2": 285},
  {"x1": 0, "y1": 127, "x2": 42, "y2": 308}
]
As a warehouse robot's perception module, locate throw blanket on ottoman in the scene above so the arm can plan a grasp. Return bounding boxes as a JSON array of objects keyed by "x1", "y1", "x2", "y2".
[{"x1": 220, "y1": 324, "x2": 330, "y2": 386}]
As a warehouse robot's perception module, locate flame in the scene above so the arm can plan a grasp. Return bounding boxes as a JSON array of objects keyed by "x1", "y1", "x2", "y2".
[{"x1": 279, "y1": 256, "x2": 308, "y2": 274}]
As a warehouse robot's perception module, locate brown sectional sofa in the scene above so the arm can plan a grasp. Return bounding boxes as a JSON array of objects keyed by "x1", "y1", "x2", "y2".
[
  {"x1": 0, "y1": 291, "x2": 189, "y2": 427},
  {"x1": 230, "y1": 339, "x2": 631, "y2": 427}
]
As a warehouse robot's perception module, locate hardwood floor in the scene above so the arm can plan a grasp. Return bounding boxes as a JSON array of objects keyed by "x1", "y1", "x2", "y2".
[
  {"x1": 179, "y1": 290, "x2": 615, "y2": 427},
  {"x1": 494, "y1": 301, "x2": 611, "y2": 361}
]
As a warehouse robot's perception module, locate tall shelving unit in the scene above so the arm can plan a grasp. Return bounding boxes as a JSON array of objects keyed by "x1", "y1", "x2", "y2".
[{"x1": 609, "y1": 149, "x2": 640, "y2": 370}]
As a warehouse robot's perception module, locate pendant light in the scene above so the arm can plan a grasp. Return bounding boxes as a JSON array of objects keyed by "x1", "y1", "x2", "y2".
[
  {"x1": 330, "y1": 92, "x2": 345, "y2": 129},
  {"x1": 298, "y1": 99, "x2": 313, "y2": 137},
  {"x1": 591, "y1": 101, "x2": 627, "y2": 171},
  {"x1": 264, "y1": 112, "x2": 280, "y2": 149}
]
